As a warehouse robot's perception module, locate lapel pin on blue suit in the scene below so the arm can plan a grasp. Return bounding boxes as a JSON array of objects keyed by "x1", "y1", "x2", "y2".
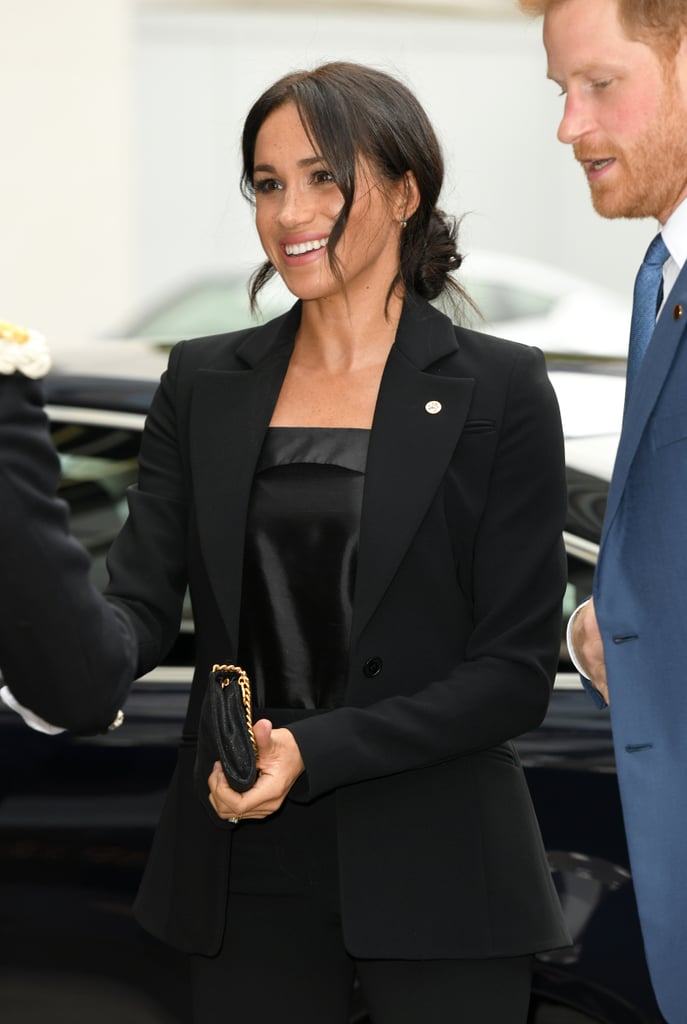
[{"x1": 424, "y1": 400, "x2": 442, "y2": 415}]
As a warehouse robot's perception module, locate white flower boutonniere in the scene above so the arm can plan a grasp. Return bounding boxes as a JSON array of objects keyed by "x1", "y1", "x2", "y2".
[{"x1": 0, "y1": 320, "x2": 52, "y2": 378}]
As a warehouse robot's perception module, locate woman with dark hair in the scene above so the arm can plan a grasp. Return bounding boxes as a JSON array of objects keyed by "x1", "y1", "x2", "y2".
[
  {"x1": 240, "y1": 62, "x2": 464, "y2": 312},
  {"x1": 103, "y1": 61, "x2": 569, "y2": 1023}
]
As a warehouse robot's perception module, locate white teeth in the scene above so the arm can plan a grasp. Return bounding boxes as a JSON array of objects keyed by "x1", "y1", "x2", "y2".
[
  {"x1": 592, "y1": 158, "x2": 614, "y2": 170},
  {"x1": 284, "y1": 237, "x2": 328, "y2": 256}
]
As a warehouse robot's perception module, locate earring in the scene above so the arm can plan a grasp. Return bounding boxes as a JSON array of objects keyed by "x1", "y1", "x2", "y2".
[{"x1": 400, "y1": 218, "x2": 407, "y2": 229}]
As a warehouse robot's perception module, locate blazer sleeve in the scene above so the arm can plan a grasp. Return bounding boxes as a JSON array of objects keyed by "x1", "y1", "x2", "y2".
[
  {"x1": 287, "y1": 345, "x2": 568, "y2": 800},
  {"x1": 0, "y1": 374, "x2": 137, "y2": 733},
  {"x1": 104, "y1": 340, "x2": 190, "y2": 676}
]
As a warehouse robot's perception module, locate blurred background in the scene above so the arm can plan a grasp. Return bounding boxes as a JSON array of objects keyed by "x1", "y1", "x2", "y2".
[
  {"x1": 1, "y1": 8, "x2": 664, "y2": 1020},
  {"x1": 1, "y1": 0, "x2": 654, "y2": 355}
]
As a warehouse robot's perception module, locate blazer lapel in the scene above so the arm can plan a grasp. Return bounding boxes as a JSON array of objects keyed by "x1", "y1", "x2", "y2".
[
  {"x1": 602, "y1": 263, "x2": 687, "y2": 546},
  {"x1": 189, "y1": 307, "x2": 299, "y2": 649},
  {"x1": 352, "y1": 299, "x2": 475, "y2": 639},
  {"x1": 187, "y1": 297, "x2": 474, "y2": 650}
]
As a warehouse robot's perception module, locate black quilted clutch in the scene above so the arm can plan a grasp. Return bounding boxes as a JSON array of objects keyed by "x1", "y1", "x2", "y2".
[{"x1": 194, "y1": 664, "x2": 258, "y2": 815}]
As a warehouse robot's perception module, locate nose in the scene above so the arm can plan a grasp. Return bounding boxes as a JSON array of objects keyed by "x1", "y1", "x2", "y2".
[
  {"x1": 277, "y1": 185, "x2": 314, "y2": 229},
  {"x1": 557, "y1": 92, "x2": 593, "y2": 145}
]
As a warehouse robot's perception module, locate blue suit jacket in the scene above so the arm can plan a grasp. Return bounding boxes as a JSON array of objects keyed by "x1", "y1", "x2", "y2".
[{"x1": 593, "y1": 259, "x2": 687, "y2": 1023}]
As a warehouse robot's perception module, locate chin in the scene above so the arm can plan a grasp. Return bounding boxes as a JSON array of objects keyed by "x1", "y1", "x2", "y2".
[
  {"x1": 591, "y1": 199, "x2": 627, "y2": 220},
  {"x1": 589, "y1": 190, "x2": 638, "y2": 220},
  {"x1": 589, "y1": 188, "x2": 648, "y2": 221}
]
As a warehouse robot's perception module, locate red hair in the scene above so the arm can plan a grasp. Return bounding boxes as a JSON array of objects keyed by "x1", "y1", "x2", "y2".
[{"x1": 517, "y1": 0, "x2": 686, "y2": 55}]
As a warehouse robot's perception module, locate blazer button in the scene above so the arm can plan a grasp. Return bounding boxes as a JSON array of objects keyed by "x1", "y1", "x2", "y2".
[{"x1": 363, "y1": 657, "x2": 383, "y2": 678}]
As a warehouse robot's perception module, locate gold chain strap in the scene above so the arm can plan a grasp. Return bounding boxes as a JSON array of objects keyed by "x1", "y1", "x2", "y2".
[{"x1": 213, "y1": 663, "x2": 257, "y2": 755}]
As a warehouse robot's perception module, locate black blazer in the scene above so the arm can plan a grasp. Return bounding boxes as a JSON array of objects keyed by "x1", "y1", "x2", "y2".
[
  {"x1": 106, "y1": 295, "x2": 570, "y2": 958},
  {"x1": 0, "y1": 373, "x2": 135, "y2": 730}
]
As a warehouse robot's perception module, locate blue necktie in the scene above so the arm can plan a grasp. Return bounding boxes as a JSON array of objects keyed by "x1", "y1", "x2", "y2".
[{"x1": 626, "y1": 232, "x2": 669, "y2": 393}]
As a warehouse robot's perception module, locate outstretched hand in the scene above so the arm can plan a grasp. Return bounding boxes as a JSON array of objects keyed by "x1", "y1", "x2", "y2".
[{"x1": 207, "y1": 718, "x2": 305, "y2": 822}]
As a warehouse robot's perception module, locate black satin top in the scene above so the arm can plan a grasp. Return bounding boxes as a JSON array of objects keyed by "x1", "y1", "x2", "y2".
[
  {"x1": 231, "y1": 427, "x2": 368, "y2": 894},
  {"x1": 237, "y1": 427, "x2": 369, "y2": 712}
]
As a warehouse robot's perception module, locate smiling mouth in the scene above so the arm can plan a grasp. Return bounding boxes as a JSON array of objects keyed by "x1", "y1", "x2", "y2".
[{"x1": 284, "y1": 237, "x2": 329, "y2": 256}]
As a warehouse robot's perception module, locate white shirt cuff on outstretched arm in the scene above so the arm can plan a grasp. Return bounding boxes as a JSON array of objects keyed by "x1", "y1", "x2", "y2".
[{"x1": 0, "y1": 685, "x2": 65, "y2": 735}]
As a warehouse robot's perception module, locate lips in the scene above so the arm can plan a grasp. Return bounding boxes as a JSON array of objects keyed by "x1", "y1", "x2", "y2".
[
  {"x1": 588, "y1": 158, "x2": 615, "y2": 171},
  {"x1": 576, "y1": 151, "x2": 617, "y2": 177}
]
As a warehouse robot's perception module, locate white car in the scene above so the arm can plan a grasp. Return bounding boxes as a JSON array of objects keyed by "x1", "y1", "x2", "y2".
[
  {"x1": 113, "y1": 250, "x2": 631, "y2": 361},
  {"x1": 457, "y1": 250, "x2": 631, "y2": 360}
]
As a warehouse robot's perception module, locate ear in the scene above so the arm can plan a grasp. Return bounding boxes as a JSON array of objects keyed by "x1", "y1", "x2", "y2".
[{"x1": 402, "y1": 171, "x2": 421, "y2": 222}]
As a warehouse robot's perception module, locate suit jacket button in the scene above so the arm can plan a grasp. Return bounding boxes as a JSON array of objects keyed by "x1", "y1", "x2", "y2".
[{"x1": 363, "y1": 657, "x2": 383, "y2": 678}]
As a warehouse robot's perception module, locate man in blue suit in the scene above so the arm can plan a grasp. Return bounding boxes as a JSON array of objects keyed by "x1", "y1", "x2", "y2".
[
  {"x1": 518, "y1": 1, "x2": 687, "y2": 1020},
  {"x1": 0, "y1": 321, "x2": 135, "y2": 733}
]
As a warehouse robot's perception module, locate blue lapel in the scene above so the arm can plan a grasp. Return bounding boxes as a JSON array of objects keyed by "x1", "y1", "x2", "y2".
[{"x1": 601, "y1": 260, "x2": 687, "y2": 548}]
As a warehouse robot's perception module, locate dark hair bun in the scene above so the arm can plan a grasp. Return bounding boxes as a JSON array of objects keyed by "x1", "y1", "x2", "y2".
[{"x1": 412, "y1": 210, "x2": 462, "y2": 301}]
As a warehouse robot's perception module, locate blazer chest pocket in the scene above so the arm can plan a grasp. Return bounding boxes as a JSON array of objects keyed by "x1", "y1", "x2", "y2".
[
  {"x1": 461, "y1": 418, "x2": 496, "y2": 436},
  {"x1": 653, "y1": 411, "x2": 687, "y2": 450}
]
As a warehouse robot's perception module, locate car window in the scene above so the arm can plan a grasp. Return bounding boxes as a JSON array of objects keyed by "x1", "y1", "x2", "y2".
[
  {"x1": 433, "y1": 280, "x2": 557, "y2": 328},
  {"x1": 49, "y1": 414, "x2": 195, "y2": 662},
  {"x1": 52, "y1": 419, "x2": 139, "y2": 589},
  {"x1": 133, "y1": 283, "x2": 265, "y2": 340},
  {"x1": 566, "y1": 466, "x2": 609, "y2": 544},
  {"x1": 124, "y1": 277, "x2": 293, "y2": 343},
  {"x1": 561, "y1": 553, "x2": 595, "y2": 670},
  {"x1": 464, "y1": 281, "x2": 556, "y2": 324}
]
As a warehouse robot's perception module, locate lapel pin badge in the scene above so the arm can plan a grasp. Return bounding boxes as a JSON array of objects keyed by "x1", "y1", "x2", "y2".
[
  {"x1": 673, "y1": 304, "x2": 683, "y2": 321},
  {"x1": 425, "y1": 400, "x2": 442, "y2": 415}
]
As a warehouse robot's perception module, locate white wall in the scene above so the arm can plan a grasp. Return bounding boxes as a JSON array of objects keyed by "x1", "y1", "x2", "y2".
[
  {"x1": 132, "y1": 5, "x2": 653, "y2": 323},
  {"x1": 2, "y1": 2, "x2": 655, "y2": 348},
  {"x1": 1, "y1": 0, "x2": 135, "y2": 349}
]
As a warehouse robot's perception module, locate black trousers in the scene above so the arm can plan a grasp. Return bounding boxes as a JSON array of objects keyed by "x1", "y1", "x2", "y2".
[{"x1": 190, "y1": 891, "x2": 533, "y2": 1024}]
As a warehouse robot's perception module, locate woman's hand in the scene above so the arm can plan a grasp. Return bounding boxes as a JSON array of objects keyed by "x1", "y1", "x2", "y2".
[{"x1": 207, "y1": 718, "x2": 305, "y2": 822}]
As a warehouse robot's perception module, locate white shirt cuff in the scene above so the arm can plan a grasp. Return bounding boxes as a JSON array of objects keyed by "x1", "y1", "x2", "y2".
[
  {"x1": 0, "y1": 685, "x2": 65, "y2": 734},
  {"x1": 566, "y1": 598, "x2": 591, "y2": 679}
]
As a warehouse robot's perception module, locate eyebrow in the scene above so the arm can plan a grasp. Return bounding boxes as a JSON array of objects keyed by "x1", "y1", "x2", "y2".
[
  {"x1": 253, "y1": 155, "x2": 326, "y2": 174},
  {"x1": 547, "y1": 61, "x2": 622, "y2": 83}
]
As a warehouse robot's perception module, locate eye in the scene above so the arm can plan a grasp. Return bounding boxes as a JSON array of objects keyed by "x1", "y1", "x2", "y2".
[
  {"x1": 254, "y1": 177, "x2": 282, "y2": 194},
  {"x1": 592, "y1": 78, "x2": 612, "y2": 90},
  {"x1": 312, "y1": 169, "x2": 336, "y2": 186}
]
